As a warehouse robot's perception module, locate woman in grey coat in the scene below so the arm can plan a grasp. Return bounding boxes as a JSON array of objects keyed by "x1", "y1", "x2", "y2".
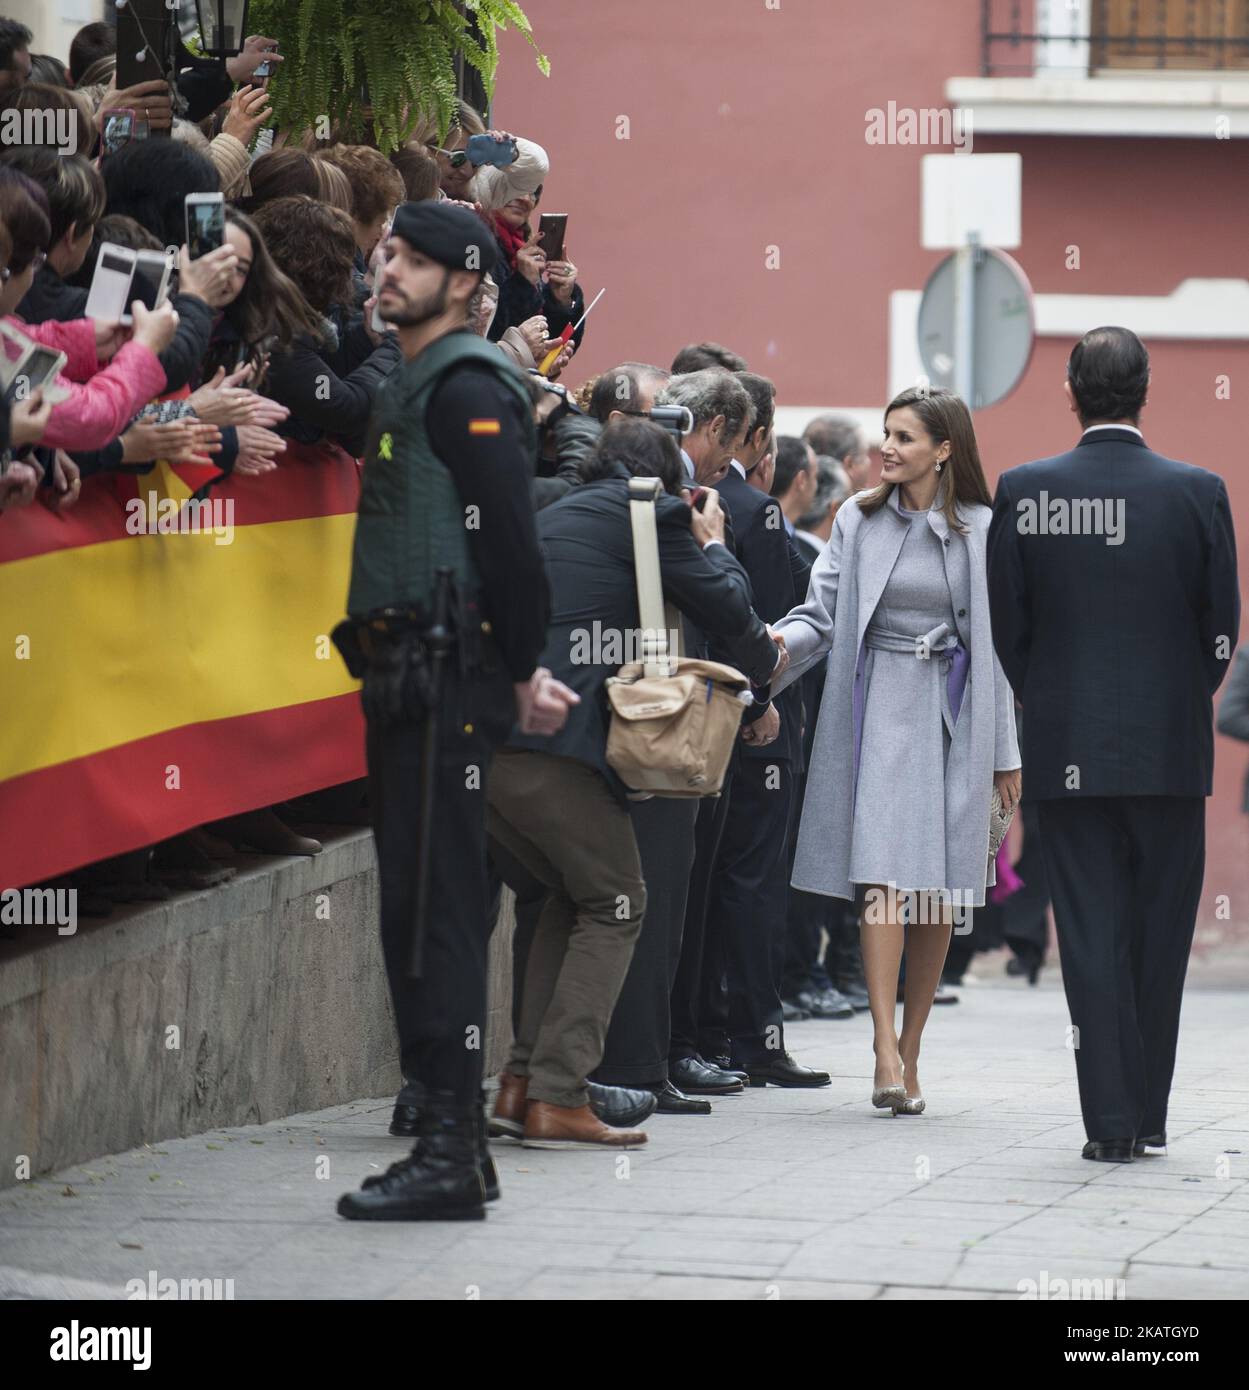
[{"x1": 772, "y1": 387, "x2": 1020, "y2": 1115}]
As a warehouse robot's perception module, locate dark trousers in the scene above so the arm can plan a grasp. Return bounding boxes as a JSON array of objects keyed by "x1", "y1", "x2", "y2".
[
  {"x1": 486, "y1": 749, "x2": 647, "y2": 1108},
  {"x1": 783, "y1": 890, "x2": 829, "y2": 996},
  {"x1": 714, "y1": 756, "x2": 796, "y2": 1065},
  {"x1": 595, "y1": 796, "x2": 699, "y2": 1087},
  {"x1": 782, "y1": 767, "x2": 829, "y2": 995},
  {"x1": 366, "y1": 693, "x2": 502, "y2": 1106},
  {"x1": 669, "y1": 774, "x2": 734, "y2": 1063},
  {"x1": 488, "y1": 853, "x2": 544, "y2": 1040},
  {"x1": 1002, "y1": 801, "x2": 1051, "y2": 962},
  {"x1": 1036, "y1": 796, "x2": 1205, "y2": 1142}
]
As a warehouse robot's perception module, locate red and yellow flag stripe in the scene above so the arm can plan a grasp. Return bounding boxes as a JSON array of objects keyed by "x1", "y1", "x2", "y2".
[{"x1": 0, "y1": 441, "x2": 366, "y2": 886}]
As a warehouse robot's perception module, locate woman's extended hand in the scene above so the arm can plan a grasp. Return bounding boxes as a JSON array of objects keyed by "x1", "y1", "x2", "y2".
[{"x1": 994, "y1": 768, "x2": 1022, "y2": 814}]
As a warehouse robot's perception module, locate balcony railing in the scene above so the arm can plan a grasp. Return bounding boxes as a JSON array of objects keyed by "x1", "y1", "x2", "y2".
[{"x1": 982, "y1": 0, "x2": 1249, "y2": 77}]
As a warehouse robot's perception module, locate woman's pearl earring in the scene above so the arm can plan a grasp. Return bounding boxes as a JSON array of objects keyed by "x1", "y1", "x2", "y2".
[{"x1": 934, "y1": 462, "x2": 943, "y2": 473}]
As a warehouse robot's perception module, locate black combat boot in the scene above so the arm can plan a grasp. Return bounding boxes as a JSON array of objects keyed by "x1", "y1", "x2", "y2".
[
  {"x1": 361, "y1": 1090, "x2": 499, "y2": 1202},
  {"x1": 338, "y1": 1092, "x2": 486, "y2": 1221}
]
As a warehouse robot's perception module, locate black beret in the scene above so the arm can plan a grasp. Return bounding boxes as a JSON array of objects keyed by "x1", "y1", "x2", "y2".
[{"x1": 390, "y1": 200, "x2": 497, "y2": 275}]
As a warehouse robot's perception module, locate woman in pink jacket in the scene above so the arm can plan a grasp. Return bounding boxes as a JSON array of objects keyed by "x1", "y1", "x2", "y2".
[{"x1": 0, "y1": 167, "x2": 175, "y2": 451}]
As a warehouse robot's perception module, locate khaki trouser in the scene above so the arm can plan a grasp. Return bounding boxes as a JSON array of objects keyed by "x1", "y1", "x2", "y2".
[{"x1": 486, "y1": 748, "x2": 647, "y2": 1108}]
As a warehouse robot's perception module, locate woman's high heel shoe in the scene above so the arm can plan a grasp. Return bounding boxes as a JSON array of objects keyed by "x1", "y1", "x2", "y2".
[
  {"x1": 872, "y1": 1084, "x2": 906, "y2": 1110},
  {"x1": 872, "y1": 1048, "x2": 906, "y2": 1110},
  {"x1": 895, "y1": 1058, "x2": 925, "y2": 1115}
]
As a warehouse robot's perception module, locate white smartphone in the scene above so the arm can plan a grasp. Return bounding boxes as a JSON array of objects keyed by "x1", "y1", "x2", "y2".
[
  {"x1": 84, "y1": 243, "x2": 138, "y2": 325},
  {"x1": 16, "y1": 344, "x2": 69, "y2": 400},
  {"x1": 0, "y1": 323, "x2": 70, "y2": 403},
  {"x1": 185, "y1": 192, "x2": 225, "y2": 259},
  {"x1": 127, "y1": 249, "x2": 173, "y2": 324}
]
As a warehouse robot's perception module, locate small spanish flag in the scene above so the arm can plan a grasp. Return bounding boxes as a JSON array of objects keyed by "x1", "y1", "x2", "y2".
[{"x1": 468, "y1": 418, "x2": 501, "y2": 436}]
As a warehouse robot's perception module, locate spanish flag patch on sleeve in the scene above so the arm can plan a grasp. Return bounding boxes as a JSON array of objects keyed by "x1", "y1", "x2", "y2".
[{"x1": 468, "y1": 418, "x2": 502, "y2": 436}]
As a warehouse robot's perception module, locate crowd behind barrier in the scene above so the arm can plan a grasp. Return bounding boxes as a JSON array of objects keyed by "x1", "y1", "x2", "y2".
[{"x1": 1, "y1": 13, "x2": 1237, "y2": 1222}]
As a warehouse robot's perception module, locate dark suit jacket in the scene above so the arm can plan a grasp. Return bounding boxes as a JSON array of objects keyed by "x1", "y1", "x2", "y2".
[
  {"x1": 509, "y1": 475, "x2": 781, "y2": 799},
  {"x1": 987, "y1": 427, "x2": 1239, "y2": 800},
  {"x1": 792, "y1": 530, "x2": 825, "y2": 771},
  {"x1": 714, "y1": 469, "x2": 810, "y2": 766}
]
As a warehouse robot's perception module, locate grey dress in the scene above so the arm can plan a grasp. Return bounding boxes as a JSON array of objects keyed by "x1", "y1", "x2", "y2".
[{"x1": 849, "y1": 505, "x2": 963, "y2": 895}]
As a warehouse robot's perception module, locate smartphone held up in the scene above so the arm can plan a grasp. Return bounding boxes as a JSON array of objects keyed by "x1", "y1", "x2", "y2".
[
  {"x1": 84, "y1": 244, "x2": 173, "y2": 327},
  {"x1": 0, "y1": 323, "x2": 70, "y2": 404},
  {"x1": 186, "y1": 192, "x2": 226, "y2": 260}
]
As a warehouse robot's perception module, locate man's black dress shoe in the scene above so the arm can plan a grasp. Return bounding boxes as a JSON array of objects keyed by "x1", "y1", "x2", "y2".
[
  {"x1": 653, "y1": 1080, "x2": 712, "y2": 1115},
  {"x1": 739, "y1": 1052, "x2": 832, "y2": 1088},
  {"x1": 670, "y1": 1056, "x2": 744, "y2": 1095},
  {"x1": 586, "y1": 1081, "x2": 658, "y2": 1128},
  {"x1": 1134, "y1": 1133, "x2": 1167, "y2": 1155},
  {"x1": 389, "y1": 1103, "x2": 421, "y2": 1137},
  {"x1": 700, "y1": 1054, "x2": 749, "y2": 1082},
  {"x1": 1082, "y1": 1139, "x2": 1134, "y2": 1163}
]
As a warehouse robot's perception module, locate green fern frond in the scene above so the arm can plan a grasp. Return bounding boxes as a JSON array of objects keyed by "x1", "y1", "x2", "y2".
[{"x1": 245, "y1": 0, "x2": 546, "y2": 152}]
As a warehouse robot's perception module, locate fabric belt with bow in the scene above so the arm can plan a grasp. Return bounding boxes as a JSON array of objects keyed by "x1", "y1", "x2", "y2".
[{"x1": 852, "y1": 621, "x2": 970, "y2": 794}]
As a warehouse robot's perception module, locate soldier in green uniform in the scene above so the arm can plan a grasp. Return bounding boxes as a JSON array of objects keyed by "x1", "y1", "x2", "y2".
[{"x1": 335, "y1": 202, "x2": 578, "y2": 1222}]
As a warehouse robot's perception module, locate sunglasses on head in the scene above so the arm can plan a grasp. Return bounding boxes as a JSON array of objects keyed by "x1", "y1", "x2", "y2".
[{"x1": 429, "y1": 145, "x2": 470, "y2": 168}]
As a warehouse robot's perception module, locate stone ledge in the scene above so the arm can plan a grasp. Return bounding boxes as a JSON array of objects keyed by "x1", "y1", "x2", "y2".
[{"x1": 0, "y1": 830, "x2": 514, "y2": 1190}]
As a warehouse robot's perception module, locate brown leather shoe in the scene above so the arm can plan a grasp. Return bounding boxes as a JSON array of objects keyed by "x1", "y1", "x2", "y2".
[
  {"x1": 488, "y1": 1072, "x2": 528, "y2": 1139},
  {"x1": 521, "y1": 1100, "x2": 648, "y2": 1150}
]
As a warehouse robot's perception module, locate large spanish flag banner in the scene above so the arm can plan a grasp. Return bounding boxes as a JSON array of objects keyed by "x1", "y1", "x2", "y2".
[{"x1": 0, "y1": 444, "x2": 366, "y2": 887}]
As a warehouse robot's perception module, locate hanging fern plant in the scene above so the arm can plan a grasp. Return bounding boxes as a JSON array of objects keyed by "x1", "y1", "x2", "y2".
[{"x1": 247, "y1": 0, "x2": 547, "y2": 154}]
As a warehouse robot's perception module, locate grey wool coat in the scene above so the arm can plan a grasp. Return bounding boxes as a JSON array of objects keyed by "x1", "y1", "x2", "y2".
[{"x1": 772, "y1": 483, "x2": 1020, "y2": 906}]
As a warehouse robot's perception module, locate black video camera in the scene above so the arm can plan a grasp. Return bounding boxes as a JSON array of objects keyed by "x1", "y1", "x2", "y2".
[{"x1": 646, "y1": 405, "x2": 693, "y2": 440}]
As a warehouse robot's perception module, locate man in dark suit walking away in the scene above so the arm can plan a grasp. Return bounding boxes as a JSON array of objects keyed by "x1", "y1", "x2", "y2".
[{"x1": 988, "y1": 327, "x2": 1239, "y2": 1163}]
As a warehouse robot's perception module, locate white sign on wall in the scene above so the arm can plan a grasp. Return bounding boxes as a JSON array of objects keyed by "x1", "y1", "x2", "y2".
[{"x1": 921, "y1": 153, "x2": 1022, "y2": 250}]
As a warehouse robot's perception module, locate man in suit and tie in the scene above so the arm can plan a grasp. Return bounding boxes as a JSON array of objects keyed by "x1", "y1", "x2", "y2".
[
  {"x1": 700, "y1": 386, "x2": 830, "y2": 1087},
  {"x1": 769, "y1": 440, "x2": 859, "y2": 1019},
  {"x1": 657, "y1": 366, "x2": 791, "y2": 1098},
  {"x1": 988, "y1": 326, "x2": 1239, "y2": 1162}
]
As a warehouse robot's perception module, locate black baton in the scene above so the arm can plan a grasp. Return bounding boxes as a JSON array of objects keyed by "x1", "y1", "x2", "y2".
[{"x1": 408, "y1": 567, "x2": 455, "y2": 977}]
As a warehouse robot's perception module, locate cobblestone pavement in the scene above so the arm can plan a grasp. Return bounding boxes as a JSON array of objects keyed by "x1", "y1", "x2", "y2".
[{"x1": 3, "y1": 969, "x2": 1247, "y2": 1300}]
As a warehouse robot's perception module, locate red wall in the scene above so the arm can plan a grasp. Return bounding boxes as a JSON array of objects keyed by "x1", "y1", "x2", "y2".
[{"x1": 496, "y1": 2, "x2": 1249, "y2": 952}]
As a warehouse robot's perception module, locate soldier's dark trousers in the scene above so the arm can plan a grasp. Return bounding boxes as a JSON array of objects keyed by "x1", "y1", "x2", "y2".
[{"x1": 366, "y1": 697, "x2": 503, "y2": 1106}]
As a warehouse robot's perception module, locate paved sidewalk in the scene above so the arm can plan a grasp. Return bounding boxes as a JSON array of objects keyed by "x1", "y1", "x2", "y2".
[{"x1": 3, "y1": 972, "x2": 1247, "y2": 1301}]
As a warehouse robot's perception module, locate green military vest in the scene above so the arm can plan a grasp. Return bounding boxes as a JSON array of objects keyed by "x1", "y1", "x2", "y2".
[{"x1": 346, "y1": 330, "x2": 535, "y2": 618}]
